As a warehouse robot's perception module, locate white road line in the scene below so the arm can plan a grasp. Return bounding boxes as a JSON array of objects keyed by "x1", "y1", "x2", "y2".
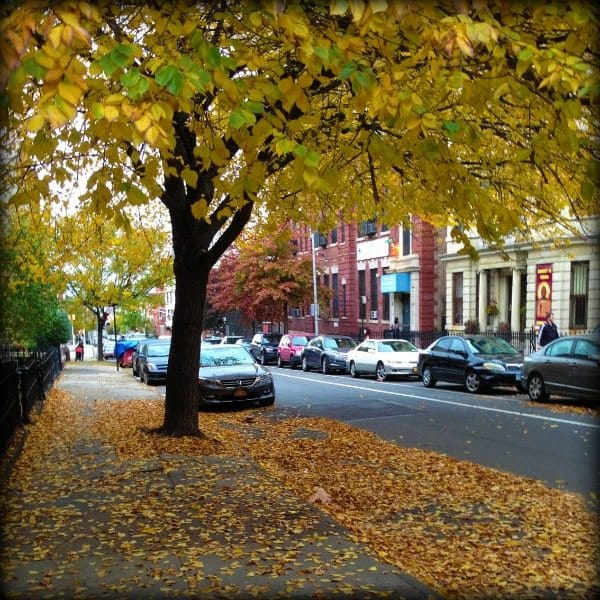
[{"x1": 274, "y1": 372, "x2": 600, "y2": 429}]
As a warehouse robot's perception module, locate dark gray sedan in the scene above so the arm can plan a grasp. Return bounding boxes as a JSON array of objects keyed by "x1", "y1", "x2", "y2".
[
  {"x1": 522, "y1": 333, "x2": 600, "y2": 403},
  {"x1": 198, "y1": 344, "x2": 275, "y2": 407}
]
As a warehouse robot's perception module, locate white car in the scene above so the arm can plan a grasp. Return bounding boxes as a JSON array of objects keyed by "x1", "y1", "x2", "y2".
[{"x1": 346, "y1": 338, "x2": 420, "y2": 381}]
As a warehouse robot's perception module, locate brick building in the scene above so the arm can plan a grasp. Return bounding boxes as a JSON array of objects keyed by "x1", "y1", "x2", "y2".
[{"x1": 286, "y1": 217, "x2": 444, "y2": 338}]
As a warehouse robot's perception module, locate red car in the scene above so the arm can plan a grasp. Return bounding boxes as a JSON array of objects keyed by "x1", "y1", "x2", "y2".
[{"x1": 277, "y1": 334, "x2": 311, "y2": 369}]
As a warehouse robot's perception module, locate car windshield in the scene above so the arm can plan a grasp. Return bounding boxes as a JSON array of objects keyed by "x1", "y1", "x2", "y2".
[
  {"x1": 325, "y1": 337, "x2": 356, "y2": 349},
  {"x1": 379, "y1": 341, "x2": 417, "y2": 352},
  {"x1": 291, "y1": 336, "x2": 308, "y2": 345},
  {"x1": 200, "y1": 346, "x2": 255, "y2": 367},
  {"x1": 147, "y1": 344, "x2": 170, "y2": 357},
  {"x1": 263, "y1": 335, "x2": 281, "y2": 344},
  {"x1": 468, "y1": 337, "x2": 519, "y2": 355}
]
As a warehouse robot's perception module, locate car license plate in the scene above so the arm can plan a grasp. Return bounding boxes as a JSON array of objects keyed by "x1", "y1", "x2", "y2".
[{"x1": 234, "y1": 389, "x2": 247, "y2": 398}]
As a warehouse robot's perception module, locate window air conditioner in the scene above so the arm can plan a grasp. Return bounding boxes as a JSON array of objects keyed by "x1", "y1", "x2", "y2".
[
  {"x1": 370, "y1": 310, "x2": 378, "y2": 319},
  {"x1": 289, "y1": 308, "x2": 301, "y2": 317}
]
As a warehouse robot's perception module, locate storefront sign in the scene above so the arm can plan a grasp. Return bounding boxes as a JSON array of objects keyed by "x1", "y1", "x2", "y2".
[{"x1": 535, "y1": 263, "x2": 553, "y2": 323}]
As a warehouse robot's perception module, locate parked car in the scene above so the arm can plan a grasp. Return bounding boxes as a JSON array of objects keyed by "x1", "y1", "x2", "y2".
[
  {"x1": 417, "y1": 335, "x2": 524, "y2": 393},
  {"x1": 521, "y1": 334, "x2": 600, "y2": 403},
  {"x1": 202, "y1": 336, "x2": 223, "y2": 345},
  {"x1": 198, "y1": 344, "x2": 275, "y2": 407},
  {"x1": 301, "y1": 334, "x2": 357, "y2": 374},
  {"x1": 132, "y1": 338, "x2": 167, "y2": 378},
  {"x1": 220, "y1": 335, "x2": 246, "y2": 345},
  {"x1": 249, "y1": 333, "x2": 283, "y2": 365},
  {"x1": 138, "y1": 340, "x2": 171, "y2": 385},
  {"x1": 347, "y1": 338, "x2": 420, "y2": 380},
  {"x1": 277, "y1": 334, "x2": 311, "y2": 369},
  {"x1": 234, "y1": 338, "x2": 253, "y2": 352}
]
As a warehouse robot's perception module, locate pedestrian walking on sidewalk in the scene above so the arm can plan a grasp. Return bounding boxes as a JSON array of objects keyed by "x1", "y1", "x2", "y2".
[{"x1": 537, "y1": 311, "x2": 559, "y2": 349}]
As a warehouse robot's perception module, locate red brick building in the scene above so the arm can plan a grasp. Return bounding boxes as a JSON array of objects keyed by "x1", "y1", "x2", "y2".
[{"x1": 286, "y1": 217, "x2": 444, "y2": 338}]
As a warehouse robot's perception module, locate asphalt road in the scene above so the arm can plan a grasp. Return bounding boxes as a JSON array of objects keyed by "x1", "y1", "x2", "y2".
[{"x1": 270, "y1": 368, "x2": 600, "y2": 501}]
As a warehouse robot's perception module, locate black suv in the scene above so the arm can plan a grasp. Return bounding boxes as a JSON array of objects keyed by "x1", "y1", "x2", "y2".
[{"x1": 249, "y1": 333, "x2": 282, "y2": 365}]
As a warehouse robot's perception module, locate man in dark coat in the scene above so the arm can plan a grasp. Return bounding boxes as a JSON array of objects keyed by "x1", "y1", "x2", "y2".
[{"x1": 537, "y1": 312, "x2": 559, "y2": 349}]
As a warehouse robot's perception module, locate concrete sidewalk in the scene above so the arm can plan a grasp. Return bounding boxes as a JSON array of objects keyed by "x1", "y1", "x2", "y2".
[{"x1": 0, "y1": 363, "x2": 441, "y2": 599}]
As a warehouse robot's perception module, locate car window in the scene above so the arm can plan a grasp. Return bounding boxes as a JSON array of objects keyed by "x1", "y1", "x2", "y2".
[
  {"x1": 546, "y1": 339, "x2": 573, "y2": 357},
  {"x1": 200, "y1": 346, "x2": 255, "y2": 367},
  {"x1": 291, "y1": 336, "x2": 308, "y2": 345},
  {"x1": 573, "y1": 339, "x2": 599, "y2": 359},
  {"x1": 432, "y1": 338, "x2": 452, "y2": 352},
  {"x1": 381, "y1": 340, "x2": 416, "y2": 352},
  {"x1": 264, "y1": 335, "x2": 281, "y2": 344},
  {"x1": 449, "y1": 338, "x2": 466, "y2": 353},
  {"x1": 335, "y1": 337, "x2": 356, "y2": 349},
  {"x1": 469, "y1": 337, "x2": 519, "y2": 355},
  {"x1": 147, "y1": 344, "x2": 170, "y2": 357}
]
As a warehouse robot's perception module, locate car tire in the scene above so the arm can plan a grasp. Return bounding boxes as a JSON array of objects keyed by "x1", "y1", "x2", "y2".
[
  {"x1": 260, "y1": 352, "x2": 267, "y2": 365},
  {"x1": 302, "y1": 356, "x2": 310, "y2": 371},
  {"x1": 422, "y1": 366, "x2": 436, "y2": 388},
  {"x1": 376, "y1": 362, "x2": 387, "y2": 381},
  {"x1": 465, "y1": 370, "x2": 482, "y2": 393},
  {"x1": 142, "y1": 370, "x2": 150, "y2": 385},
  {"x1": 349, "y1": 361, "x2": 360, "y2": 378},
  {"x1": 527, "y1": 373, "x2": 549, "y2": 402},
  {"x1": 290, "y1": 356, "x2": 297, "y2": 370},
  {"x1": 260, "y1": 397, "x2": 275, "y2": 406},
  {"x1": 322, "y1": 357, "x2": 331, "y2": 374},
  {"x1": 277, "y1": 356, "x2": 283, "y2": 368}
]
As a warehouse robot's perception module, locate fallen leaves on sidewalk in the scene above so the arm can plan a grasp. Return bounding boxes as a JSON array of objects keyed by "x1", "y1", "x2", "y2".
[{"x1": 1, "y1": 389, "x2": 598, "y2": 600}]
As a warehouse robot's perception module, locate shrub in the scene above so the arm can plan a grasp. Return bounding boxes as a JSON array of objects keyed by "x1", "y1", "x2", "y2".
[{"x1": 464, "y1": 319, "x2": 480, "y2": 334}]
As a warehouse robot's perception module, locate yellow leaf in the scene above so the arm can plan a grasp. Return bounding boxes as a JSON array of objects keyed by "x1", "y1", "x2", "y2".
[
  {"x1": 191, "y1": 198, "x2": 208, "y2": 220},
  {"x1": 48, "y1": 25, "x2": 64, "y2": 49},
  {"x1": 45, "y1": 104, "x2": 69, "y2": 127},
  {"x1": 181, "y1": 167, "x2": 198, "y2": 188},
  {"x1": 104, "y1": 105, "x2": 120, "y2": 121},
  {"x1": 26, "y1": 113, "x2": 46, "y2": 132},
  {"x1": 134, "y1": 114, "x2": 152, "y2": 133},
  {"x1": 58, "y1": 80, "x2": 82, "y2": 106}
]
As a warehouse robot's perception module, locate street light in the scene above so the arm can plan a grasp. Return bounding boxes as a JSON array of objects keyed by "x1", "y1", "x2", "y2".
[
  {"x1": 112, "y1": 304, "x2": 118, "y2": 371},
  {"x1": 311, "y1": 231, "x2": 319, "y2": 336}
]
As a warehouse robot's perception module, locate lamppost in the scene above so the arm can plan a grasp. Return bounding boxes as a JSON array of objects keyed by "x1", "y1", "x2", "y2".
[
  {"x1": 112, "y1": 304, "x2": 118, "y2": 371},
  {"x1": 311, "y1": 231, "x2": 319, "y2": 336}
]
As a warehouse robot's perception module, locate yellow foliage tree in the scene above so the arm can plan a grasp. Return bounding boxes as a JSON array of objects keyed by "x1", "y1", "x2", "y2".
[{"x1": 1, "y1": 1, "x2": 597, "y2": 435}]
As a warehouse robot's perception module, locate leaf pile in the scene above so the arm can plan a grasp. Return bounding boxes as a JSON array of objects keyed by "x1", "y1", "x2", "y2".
[{"x1": 1, "y1": 389, "x2": 598, "y2": 600}]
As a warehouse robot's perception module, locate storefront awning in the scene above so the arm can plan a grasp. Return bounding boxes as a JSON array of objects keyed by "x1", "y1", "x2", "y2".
[{"x1": 381, "y1": 272, "x2": 411, "y2": 293}]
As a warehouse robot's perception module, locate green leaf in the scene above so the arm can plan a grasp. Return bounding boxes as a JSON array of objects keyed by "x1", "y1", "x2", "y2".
[
  {"x1": 442, "y1": 120, "x2": 461, "y2": 136},
  {"x1": 339, "y1": 61, "x2": 356, "y2": 80},
  {"x1": 120, "y1": 68, "x2": 141, "y2": 87},
  {"x1": 305, "y1": 150, "x2": 320, "y2": 168},
  {"x1": 229, "y1": 108, "x2": 255, "y2": 129},
  {"x1": 112, "y1": 44, "x2": 134, "y2": 68},
  {"x1": 517, "y1": 47, "x2": 534, "y2": 61},
  {"x1": 166, "y1": 70, "x2": 184, "y2": 96},
  {"x1": 244, "y1": 100, "x2": 265, "y2": 114},
  {"x1": 156, "y1": 65, "x2": 176, "y2": 87},
  {"x1": 23, "y1": 57, "x2": 45, "y2": 80},
  {"x1": 293, "y1": 144, "x2": 308, "y2": 158},
  {"x1": 207, "y1": 46, "x2": 222, "y2": 68},
  {"x1": 314, "y1": 46, "x2": 329, "y2": 63},
  {"x1": 99, "y1": 54, "x2": 118, "y2": 76}
]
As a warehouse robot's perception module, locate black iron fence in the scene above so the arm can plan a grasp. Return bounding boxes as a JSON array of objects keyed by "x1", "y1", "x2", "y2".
[
  {"x1": 376, "y1": 328, "x2": 539, "y2": 355},
  {"x1": 0, "y1": 345, "x2": 62, "y2": 458}
]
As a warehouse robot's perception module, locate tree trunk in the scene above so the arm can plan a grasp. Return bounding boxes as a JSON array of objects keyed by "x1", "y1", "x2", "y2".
[{"x1": 160, "y1": 262, "x2": 207, "y2": 436}]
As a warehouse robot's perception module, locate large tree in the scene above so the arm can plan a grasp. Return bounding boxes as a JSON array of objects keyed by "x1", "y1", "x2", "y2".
[
  {"x1": 1, "y1": 1, "x2": 597, "y2": 435},
  {"x1": 207, "y1": 225, "x2": 328, "y2": 332}
]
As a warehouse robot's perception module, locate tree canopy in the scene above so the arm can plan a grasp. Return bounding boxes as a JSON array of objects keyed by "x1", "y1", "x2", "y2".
[
  {"x1": 1, "y1": 1, "x2": 598, "y2": 435},
  {"x1": 207, "y1": 225, "x2": 328, "y2": 331}
]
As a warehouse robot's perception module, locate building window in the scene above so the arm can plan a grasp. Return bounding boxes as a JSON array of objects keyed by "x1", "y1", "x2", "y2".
[
  {"x1": 342, "y1": 282, "x2": 347, "y2": 317},
  {"x1": 330, "y1": 228, "x2": 337, "y2": 244},
  {"x1": 358, "y1": 269, "x2": 366, "y2": 319},
  {"x1": 359, "y1": 220, "x2": 377, "y2": 236},
  {"x1": 452, "y1": 272, "x2": 463, "y2": 325},
  {"x1": 402, "y1": 223, "x2": 411, "y2": 256},
  {"x1": 332, "y1": 273, "x2": 339, "y2": 318},
  {"x1": 370, "y1": 268, "x2": 378, "y2": 317},
  {"x1": 570, "y1": 261, "x2": 589, "y2": 328}
]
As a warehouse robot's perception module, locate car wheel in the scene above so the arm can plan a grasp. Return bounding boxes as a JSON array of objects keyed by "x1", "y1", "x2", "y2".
[
  {"x1": 277, "y1": 355, "x2": 283, "y2": 368},
  {"x1": 527, "y1": 373, "x2": 549, "y2": 402},
  {"x1": 260, "y1": 397, "x2": 275, "y2": 406},
  {"x1": 422, "y1": 366, "x2": 436, "y2": 388},
  {"x1": 349, "y1": 361, "x2": 360, "y2": 378},
  {"x1": 322, "y1": 357, "x2": 331, "y2": 374},
  {"x1": 260, "y1": 352, "x2": 267, "y2": 365},
  {"x1": 376, "y1": 362, "x2": 387, "y2": 381},
  {"x1": 142, "y1": 369, "x2": 150, "y2": 385},
  {"x1": 302, "y1": 356, "x2": 310, "y2": 371},
  {"x1": 465, "y1": 370, "x2": 481, "y2": 393}
]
